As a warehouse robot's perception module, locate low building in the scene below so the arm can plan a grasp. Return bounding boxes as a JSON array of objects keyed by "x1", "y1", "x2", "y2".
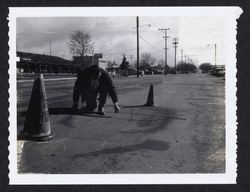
[
  {"x1": 72, "y1": 54, "x2": 103, "y2": 68},
  {"x1": 17, "y1": 51, "x2": 76, "y2": 74},
  {"x1": 16, "y1": 52, "x2": 103, "y2": 74}
]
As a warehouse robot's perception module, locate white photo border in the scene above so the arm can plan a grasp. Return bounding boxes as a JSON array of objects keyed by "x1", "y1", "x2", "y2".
[{"x1": 8, "y1": 6, "x2": 242, "y2": 185}]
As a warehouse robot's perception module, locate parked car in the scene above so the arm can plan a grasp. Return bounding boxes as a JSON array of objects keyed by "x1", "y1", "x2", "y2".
[
  {"x1": 210, "y1": 68, "x2": 225, "y2": 77},
  {"x1": 143, "y1": 68, "x2": 154, "y2": 75},
  {"x1": 215, "y1": 69, "x2": 225, "y2": 77},
  {"x1": 152, "y1": 68, "x2": 164, "y2": 74},
  {"x1": 120, "y1": 68, "x2": 143, "y2": 76},
  {"x1": 169, "y1": 68, "x2": 177, "y2": 74}
]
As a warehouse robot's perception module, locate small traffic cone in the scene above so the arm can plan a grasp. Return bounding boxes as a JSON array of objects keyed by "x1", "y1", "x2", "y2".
[
  {"x1": 144, "y1": 84, "x2": 156, "y2": 107},
  {"x1": 21, "y1": 73, "x2": 52, "y2": 141}
]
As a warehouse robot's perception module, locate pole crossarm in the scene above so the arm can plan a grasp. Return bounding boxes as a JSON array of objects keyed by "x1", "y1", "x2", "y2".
[{"x1": 158, "y1": 28, "x2": 170, "y2": 72}]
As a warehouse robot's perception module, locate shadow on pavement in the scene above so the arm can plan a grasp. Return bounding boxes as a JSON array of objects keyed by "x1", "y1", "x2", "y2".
[
  {"x1": 18, "y1": 108, "x2": 111, "y2": 118},
  {"x1": 122, "y1": 105, "x2": 146, "y2": 108},
  {"x1": 73, "y1": 139, "x2": 170, "y2": 159},
  {"x1": 49, "y1": 107, "x2": 112, "y2": 118},
  {"x1": 109, "y1": 110, "x2": 186, "y2": 121},
  {"x1": 49, "y1": 107, "x2": 80, "y2": 115}
]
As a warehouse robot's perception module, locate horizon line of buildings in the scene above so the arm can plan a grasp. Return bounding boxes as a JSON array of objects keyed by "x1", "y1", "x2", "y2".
[{"x1": 16, "y1": 51, "x2": 106, "y2": 74}]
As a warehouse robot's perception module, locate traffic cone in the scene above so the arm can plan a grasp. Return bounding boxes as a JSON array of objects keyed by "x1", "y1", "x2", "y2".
[
  {"x1": 144, "y1": 84, "x2": 156, "y2": 107},
  {"x1": 21, "y1": 73, "x2": 52, "y2": 141}
]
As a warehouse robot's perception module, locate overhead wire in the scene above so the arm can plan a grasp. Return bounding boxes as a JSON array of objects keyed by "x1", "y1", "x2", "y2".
[
  {"x1": 139, "y1": 35, "x2": 163, "y2": 52},
  {"x1": 103, "y1": 39, "x2": 163, "y2": 58},
  {"x1": 102, "y1": 25, "x2": 167, "y2": 58}
]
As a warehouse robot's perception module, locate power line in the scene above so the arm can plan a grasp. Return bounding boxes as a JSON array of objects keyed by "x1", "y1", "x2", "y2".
[
  {"x1": 103, "y1": 48, "x2": 137, "y2": 57},
  {"x1": 139, "y1": 35, "x2": 163, "y2": 52},
  {"x1": 102, "y1": 39, "x2": 162, "y2": 58}
]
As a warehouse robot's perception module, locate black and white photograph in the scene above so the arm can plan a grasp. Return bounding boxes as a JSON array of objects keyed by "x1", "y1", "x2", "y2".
[{"x1": 8, "y1": 7, "x2": 240, "y2": 184}]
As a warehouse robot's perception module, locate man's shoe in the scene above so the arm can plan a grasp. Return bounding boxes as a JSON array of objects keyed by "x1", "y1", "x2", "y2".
[
  {"x1": 72, "y1": 103, "x2": 78, "y2": 110},
  {"x1": 98, "y1": 106, "x2": 105, "y2": 115},
  {"x1": 114, "y1": 103, "x2": 120, "y2": 113},
  {"x1": 82, "y1": 106, "x2": 95, "y2": 113}
]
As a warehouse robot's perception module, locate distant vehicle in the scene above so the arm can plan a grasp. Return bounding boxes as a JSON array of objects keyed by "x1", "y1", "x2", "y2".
[
  {"x1": 152, "y1": 68, "x2": 164, "y2": 74},
  {"x1": 120, "y1": 68, "x2": 143, "y2": 76},
  {"x1": 214, "y1": 69, "x2": 225, "y2": 77},
  {"x1": 164, "y1": 68, "x2": 169, "y2": 75},
  {"x1": 144, "y1": 68, "x2": 154, "y2": 75},
  {"x1": 179, "y1": 70, "x2": 189, "y2": 74},
  {"x1": 210, "y1": 67, "x2": 225, "y2": 77},
  {"x1": 169, "y1": 68, "x2": 177, "y2": 74},
  {"x1": 191, "y1": 69, "x2": 198, "y2": 73}
]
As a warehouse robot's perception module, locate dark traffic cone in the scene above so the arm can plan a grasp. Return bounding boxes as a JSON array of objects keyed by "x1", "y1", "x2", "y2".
[
  {"x1": 144, "y1": 84, "x2": 156, "y2": 107},
  {"x1": 21, "y1": 73, "x2": 52, "y2": 141}
]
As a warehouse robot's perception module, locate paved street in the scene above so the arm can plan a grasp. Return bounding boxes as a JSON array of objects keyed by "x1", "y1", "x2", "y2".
[{"x1": 17, "y1": 73, "x2": 225, "y2": 174}]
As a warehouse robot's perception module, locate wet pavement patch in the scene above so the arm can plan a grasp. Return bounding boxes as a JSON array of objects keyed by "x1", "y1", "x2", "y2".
[
  {"x1": 122, "y1": 119, "x2": 170, "y2": 134},
  {"x1": 121, "y1": 107, "x2": 183, "y2": 134},
  {"x1": 73, "y1": 139, "x2": 169, "y2": 159},
  {"x1": 58, "y1": 115, "x2": 74, "y2": 127}
]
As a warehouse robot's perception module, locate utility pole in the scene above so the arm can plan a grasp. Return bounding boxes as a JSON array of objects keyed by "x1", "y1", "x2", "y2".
[
  {"x1": 181, "y1": 49, "x2": 183, "y2": 63},
  {"x1": 184, "y1": 54, "x2": 187, "y2": 63},
  {"x1": 186, "y1": 55, "x2": 196, "y2": 64},
  {"x1": 159, "y1": 28, "x2": 170, "y2": 73},
  {"x1": 173, "y1": 38, "x2": 178, "y2": 73},
  {"x1": 130, "y1": 55, "x2": 133, "y2": 66},
  {"x1": 136, "y1": 16, "x2": 140, "y2": 77},
  {"x1": 215, "y1": 43, "x2": 217, "y2": 67},
  {"x1": 49, "y1": 40, "x2": 51, "y2": 56}
]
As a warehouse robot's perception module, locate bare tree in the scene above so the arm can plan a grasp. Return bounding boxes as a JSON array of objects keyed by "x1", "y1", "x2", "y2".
[
  {"x1": 199, "y1": 63, "x2": 212, "y2": 73},
  {"x1": 69, "y1": 30, "x2": 94, "y2": 57},
  {"x1": 140, "y1": 52, "x2": 156, "y2": 69},
  {"x1": 120, "y1": 55, "x2": 129, "y2": 70},
  {"x1": 157, "y1": 59, "x2": 165, "y2": 68}
]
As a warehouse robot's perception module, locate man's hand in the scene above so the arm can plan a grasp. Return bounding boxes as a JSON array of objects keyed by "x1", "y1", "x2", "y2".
[{"x1": 114, "y1": 103, "x2": 120, "y2": 113}]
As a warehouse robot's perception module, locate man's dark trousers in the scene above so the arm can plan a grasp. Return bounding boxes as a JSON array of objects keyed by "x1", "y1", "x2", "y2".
[{"x1": 76, "y1": 88, "x2": 108, "y2": 111}]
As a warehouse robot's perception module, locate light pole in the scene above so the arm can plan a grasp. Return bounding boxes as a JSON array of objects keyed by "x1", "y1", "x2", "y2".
[{"x1": 207, "y1": 43, "x2": 217, "y2": 67}]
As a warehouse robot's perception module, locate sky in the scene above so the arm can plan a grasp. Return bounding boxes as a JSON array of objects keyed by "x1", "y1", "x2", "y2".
[{"x1": 17, "y1": 16, "x2": 225, "y2": 67}]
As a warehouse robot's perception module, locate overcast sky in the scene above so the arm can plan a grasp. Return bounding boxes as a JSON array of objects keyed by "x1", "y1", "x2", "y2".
[{"x1": 17, "y1": 16, "x2": 225, "y2": 66}]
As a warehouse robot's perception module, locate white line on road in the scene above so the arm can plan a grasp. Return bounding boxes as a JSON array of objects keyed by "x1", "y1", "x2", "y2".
[
  {"x1": 17, "y1": 140, "x2": 25, "y2": 171},
  {"x1": 18, "y1": 77, "x2": 77, "y2": 83}
]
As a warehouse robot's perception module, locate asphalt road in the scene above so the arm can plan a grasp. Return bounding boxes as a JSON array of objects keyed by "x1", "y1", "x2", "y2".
[{"x1": 17, "y1": 73, "x2": 225, "y2": 174}]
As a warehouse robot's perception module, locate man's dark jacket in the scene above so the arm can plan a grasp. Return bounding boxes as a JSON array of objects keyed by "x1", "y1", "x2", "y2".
[{"x1": 73, "y1": 66, "x2": 118, "y2": 104}]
